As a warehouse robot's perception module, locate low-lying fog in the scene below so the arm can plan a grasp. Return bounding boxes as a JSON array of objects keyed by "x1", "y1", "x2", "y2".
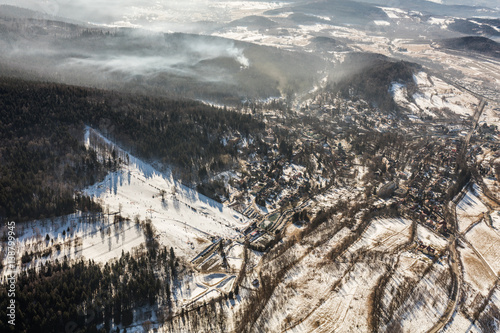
[
  {"x1": 1, "y1": 0, "x2": 498, "y2": 103},
  {"x1": 0, "y1": 16, "x2": 329, "y2": 103},
  {"x1": 60, "y1": 31, "x2": 250, "y2": 80}
]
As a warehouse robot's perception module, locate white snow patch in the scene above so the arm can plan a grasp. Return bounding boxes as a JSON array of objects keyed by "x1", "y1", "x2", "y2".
[
  {"x1": 379, "y1": 7, "x2": 408, "y2": 19},
  {"x1": 428, "y1": 17, "x2": 447, "y2": 25},
  {"x1": 390, "y1": 82, "x2": 420, "y2": 113}
]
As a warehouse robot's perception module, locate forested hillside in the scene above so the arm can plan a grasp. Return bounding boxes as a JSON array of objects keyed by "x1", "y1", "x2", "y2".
[
  {"x1": 0, "y1": 78, "x2": 265, "y2": 221},
  {"x1": 439, "y1": 36, "x2": 500, "y2": 58},
  {"x1": 326, "y1": 57, "x2": 420, "y2": 112}
]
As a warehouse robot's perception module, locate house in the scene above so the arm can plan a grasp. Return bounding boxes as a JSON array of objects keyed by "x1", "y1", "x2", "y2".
[{"x1": 416, "y1": 241, "x2": 437, "y2": 257}]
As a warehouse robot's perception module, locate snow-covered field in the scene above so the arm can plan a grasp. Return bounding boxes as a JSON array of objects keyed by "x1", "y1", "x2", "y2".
[
  {"x1": 412, "y1": 72, "x2": 478, "y2": 118},
  {"x1": 442, "y1": 311, "x2": 481, "y2": 333},
  {"x1": 213, "y1": 25, "x2": 314, "y2": 50},
  {"x1": 84, "y1": 127, "x2": 250, "y2": 259},
  {"x1": 348, "y1": 217, "x2": 412, "y2": 254},
  {"x1": 458, "y1": 239, "x2": 497, "y2": 295},
  {"x1": 453, "y1": 192, "x2": 500, "y2": 331},
  {"x1": 251, "y1": 234, "x2": 378, "y2": 332},
  {"x1": 456, "y1": 184, "x2": 489, "y2": 232},
  {"x1": 387, "y1": 263, "x2": 450, "y2": 333},
  {"x1": 465, "y1": 220, "x2": 500, "y2": 277},
  {"x1": 490, "y1": 210, "x2": 500, "y2": 229},
  {"x1": 245, "y1": 217, "x2": 416, "y2": 332},
  {"x1": 391, "y1": 71, "x2": 479, "y2": 118},
  {"x1": 313, "y1": 186, "x2": 362, "y2": 213},
  {"x1": 293, "y1": 262, "x2": 385, "y2": 333},
  {"x1": 416, "y1": 224, "x2": 448, "y2": 251},
  {"x1": 226, "y1": 242, "x2": 245, "y2": 270},
  {"x1": 80, "y1": 219, "x2": 146, "y2": 263},
  {"x1": 483, "y1": 176, "x2": 500, "y2": 202}
]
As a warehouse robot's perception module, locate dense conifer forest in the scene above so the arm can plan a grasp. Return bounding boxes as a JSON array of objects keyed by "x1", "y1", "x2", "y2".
[{"x1": 0, "y1": 244, "x2": 177, "y2": 333}]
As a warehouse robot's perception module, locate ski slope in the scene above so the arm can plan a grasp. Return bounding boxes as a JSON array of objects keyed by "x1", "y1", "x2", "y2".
[{"x1": 84, "y1": 127, "x2": 250, "y2": 258}]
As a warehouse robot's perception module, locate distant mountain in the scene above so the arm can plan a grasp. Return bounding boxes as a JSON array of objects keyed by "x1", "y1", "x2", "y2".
[
  {"x1": 308, "y1": 36, "x2": 351, "y2": 52},
  {"x1": 265, "y1": 0, "x2": 389, "y2": 26},
  {"x1": 358, "y1": 0, "x2": 499, "y2": 17},
  {"x1": 448, "y1": 18, "x2": 500, "y2": 37},
  {"x1": 438, "y1": 36, "x2": 500, "y2": 58},
  {"x1": 0, "y1": 4, "x2": 85, "y2": 25},
  {"x1": 439, "y1": 0, "x2": 500, "y2": 8},
  {"x1": 228, "y1": 15, "x2": 278, "y2": 29}
]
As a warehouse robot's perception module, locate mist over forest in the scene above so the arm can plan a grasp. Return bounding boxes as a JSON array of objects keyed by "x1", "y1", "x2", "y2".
[{"x1": 0, "y1": 9, "x2": 333, "y2": 103}]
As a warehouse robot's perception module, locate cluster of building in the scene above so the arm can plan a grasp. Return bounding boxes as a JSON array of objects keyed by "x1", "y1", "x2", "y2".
[
  {"x1": 215, "y1": 91, "x2": 499, "y2": 260},
  {"x1": 414, "y1": 240, "x2": 439, "y2": 257}
]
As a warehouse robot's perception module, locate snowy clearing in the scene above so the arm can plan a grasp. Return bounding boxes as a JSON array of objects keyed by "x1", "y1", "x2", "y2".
[
  {"x1": 456, "y1": 185, "x2": 489, "y2": 233},
  {"x1": 0, "y1": 212, "x2": 147, "y2": 281},
  {"x1": 390, "y1": 82, "x2": 420, "y2": 113},
  {"x1": 412, "y1": 72, "x2": 478, "y2": 118}
]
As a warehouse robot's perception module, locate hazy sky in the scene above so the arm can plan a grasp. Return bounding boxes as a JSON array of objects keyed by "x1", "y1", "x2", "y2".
[
  {"x1": 0, "y1": 0, "x2": 217, "y2": 24},
  {"x1": 0, "y1": 0, "x2": 497, "y2": 31},
  {"x1": 0, "y1": 0, "x2": 285, "y2": 31}
]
